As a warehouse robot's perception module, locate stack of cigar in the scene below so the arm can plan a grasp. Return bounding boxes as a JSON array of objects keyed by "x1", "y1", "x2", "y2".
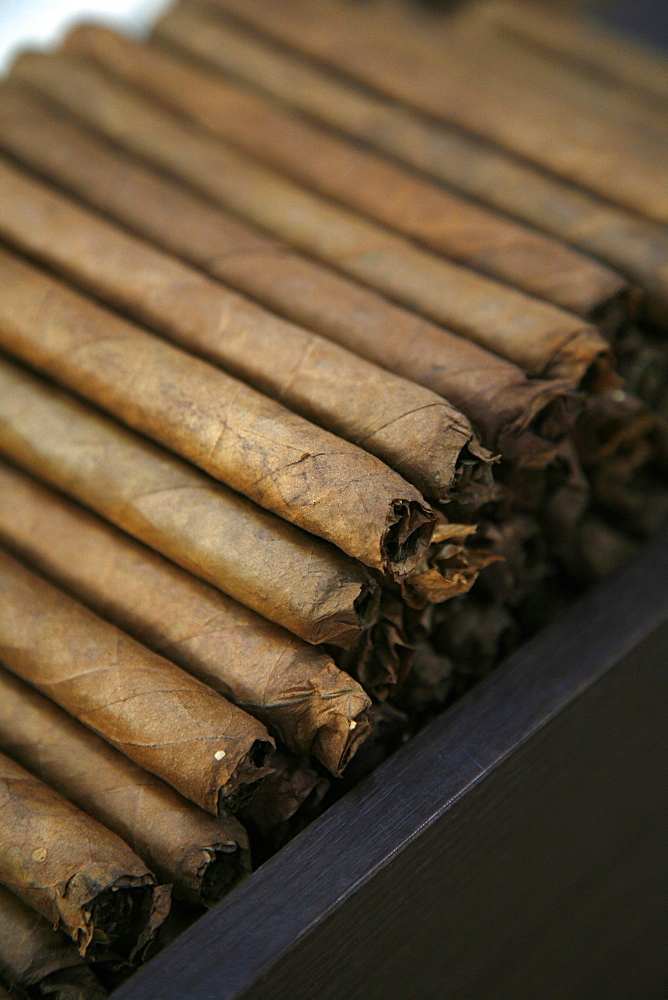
[{"x1": 1, "y1": 0, "x2": 667, "y2": 992}]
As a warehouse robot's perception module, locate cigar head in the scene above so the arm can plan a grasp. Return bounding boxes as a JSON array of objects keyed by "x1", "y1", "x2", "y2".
[{"x1": 382, "y1": 499, "x2": 434, "y2": 579}]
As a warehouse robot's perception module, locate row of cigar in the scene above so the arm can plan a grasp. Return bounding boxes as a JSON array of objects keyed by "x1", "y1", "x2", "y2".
[{"x1": 1, "y1": 0, "x2": 668, "y2": 995}]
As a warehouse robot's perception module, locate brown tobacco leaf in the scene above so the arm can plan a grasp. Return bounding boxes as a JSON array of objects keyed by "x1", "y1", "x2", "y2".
[
  {"x1": 0, "y1": 885, "x2": 106, "y2": 998},
  {"x1": 201, "y1": 0, "x2": 668, "y2": 227},
  {"x1": 0, "y1": 668, "x2": 251, "y2": 907},
  {"x1": 9, "y1": 50, "x2": 615, "y2": 391},
  {"x1": 62, "y1": 21, "x2": 628, "y2": 325},
  {"x1": 333, "y1": 591, "x2": 418, "y2": 701},
  {"x1": 0, "y1": 358, "x2": 379, "y2": 647},
  {"x1": 0, "y1": 84, "x2": 574, "y2": 464},
  {"x1": 575, "y1": 389, "x2": 668, "y2": 537},
  {"x1": 239, "y1": 749, "x2": 329, "y2": 838},
  {"x1": 454, "y1": 0, "x2": 668, "y2": 107},
  {"x1": 400, "y1": 521, "x2": 501, "y2": 609},
  {"x1": 617, "y1": 329, "x2": 668, "y2": 422},
  {"x1": 0, "y1": 244, "x2": 434, "y2": 577},
  {"x1": 0, "y1": 150, "x2": 490, "y2": 508},
  {"x1": 0, "y1": 461, "x2": 372, "y2": 775},
  {"x1": 0, "y1": 753, "x2": 170, "y2": 958},
  {"x1": 151, "y1": 3, "x2": 668, "y2": 331},
  {"x1": 0, "y1": 550, "x2": 274, "y2": 815}
]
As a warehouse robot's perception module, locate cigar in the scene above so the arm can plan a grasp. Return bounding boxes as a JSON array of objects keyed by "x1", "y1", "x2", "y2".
[
  {"x1": 0, "y1": 357, "x2": 379, "y2": 648},
  {"x1": 0, "y1": 752, "x2": 170, "y2": 957},
  {"x1": 0, "y1": 243, "x2": 435, "y2": 576},
  {"x1": 466, "y1": 0, "x2": 668, "y2": 106},
  {"x1": 200, "y1": 0, "x2": 668, "y2": 226},
  {"x1": 151, "y1": 3, "x2": 668, "y2": 331},
  {"x1": 470, "y1": 515, "x2": 552, "y2": 610},
  {"x1": 445, "y1": 3, "x2": 668, "y2": 141},
  {"x1": 617, "y1": 329, "x2": 668, "y2": 422},
  {"x1": 238, "y1": 749, "x2": 330, "y2": 860},
  {"x1": 0, "y1": 668, "x2": 254, "y2": 906},
  {"x1": 0, "y1": 886, "x2": 106, "y2": 998},
  {"x1": 393, "y1": 641, "x2": 455, "y2": 717},
  {"x1": 575, "y1": 389, "x2": 668, "y2": 538},
  {"x1": 0, "y1": 159, "x2": 493, "y2": 513},
  {"x1": 60, "y1": 24, "x2": 629, "y2": 326},
  {"x1": 0, "y1": 460, "x2": 372, "y2": 774},
  {"x1": 334, "y1": 702, "x2": 412, "y2": 791},
  {"x1": 0, "y1": 84, "x2": 574, "y2": 462},
  {"x1": 332, "y1": 592, "x2": 416, "y2": 701},
  {"x1": 0, "y1": 549, "x2": 275, "y2": 814},
  {"x1": 9, "y1": 51, "x2": 614, "y2": 389},
  {"x1": 399, "y1": 519, "x2": 501, "y2": 609},
  {"x1": 563, "y1": 515, "x2": 642, "y2": 584},
  {"x1": 431, "y1": 596, "x2": 520, "y2": 687}
]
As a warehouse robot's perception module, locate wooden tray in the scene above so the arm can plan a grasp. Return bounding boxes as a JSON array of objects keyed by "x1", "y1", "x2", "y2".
[{"x1": 112, "y1": 528, "x2": 668, "y2": 999}]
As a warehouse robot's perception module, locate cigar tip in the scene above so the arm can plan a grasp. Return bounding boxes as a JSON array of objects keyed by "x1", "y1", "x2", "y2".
[{"x1": 382, "y1": 499, "x2": 435, "y2": 579}]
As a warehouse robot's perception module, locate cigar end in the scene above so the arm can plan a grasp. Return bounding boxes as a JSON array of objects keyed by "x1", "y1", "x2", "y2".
[
  {"x1": 83, "y1": 876, "x2": 169, "y2": 962},
  {"x1": 587, "y1": 283, "x2": 640, "y2": 342},
  {"x1": 548, "y1": 326, "x2": 619, "y2": 394},
  {"x1": 216, "y1": 737, "x2": 276, "y2": 815},
  {"x1": 199, "y1": 844, "x2": 252, "y2": 906},
  {"x1": 382, "y1": 500, "x2": 435, "y2": 580},
  {"x1": 311, "y1": 701, "x2": 374, "y2": 777},
  {"x1": 333, "y1": 616, "x2": 417, "y2": 703},
  {"x1": 400, "y1": 522, "x2": 500, "y2": 609}
]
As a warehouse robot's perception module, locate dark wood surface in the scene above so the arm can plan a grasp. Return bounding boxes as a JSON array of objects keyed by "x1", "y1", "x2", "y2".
[{"x1": 114, "y1": 530, "x2": 668, "y2": 1000}]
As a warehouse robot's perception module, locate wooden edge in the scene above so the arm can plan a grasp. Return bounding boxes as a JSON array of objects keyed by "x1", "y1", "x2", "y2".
[{"x1": 112, "y1": 527, "x2": 668, "y2": 1000}]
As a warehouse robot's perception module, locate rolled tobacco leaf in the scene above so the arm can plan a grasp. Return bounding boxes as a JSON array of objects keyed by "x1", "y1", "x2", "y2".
[
  {"x1": 575, "y1": 389, "x2": 668, "y2": 538},
  {"x1": 332, "y1": 591, "x2": 417, "y2": 701},
  {"x1": 465, "y1": 0, "x2": 668, "y2": 105},
  {"x1": 398, "y1": 519, "x2": 501, "y2": 609},
  {"x1": 200, "y1": 0, "x2": 668, "y2": 225},
  {"x1": 0, "y1": 548, "x2": 274, "y2": 814},
  {"x1": 444, "y1": 4, "x2": 668, "y2": 140},
  {"x1": 0, "y1": 243, "x2": 434, "y2": 575},
  {"x1": 151, "y1": 1, "x2": 668, "y2": 330},
  {"x1": 0, "y1": 154, "x2": 490, "y2": 508},
  {"x1": 0, "y1": 751, "x2": 169, "y2": 958},
  {"x1": 62, "y1": 22, "x2": 629, "y2": 323},
  {"x1": 0, "y1": 357, "x2": 379, "y2": 647},
  {"x1": 238, "y1": 749, "x2": 330, "y2": 858},
  {"x1": 0, "y1": 83, "x2": 575, "y2": 463},
  {"x1": 0, "y1": 460, "x2": 372, "y2": 774},
  {"x1": 0, "y1": 667, "x2": 251, "y2": 906},
  {"x1": 0, "y1": 885, "x2": 106, "y2": 999},
  {"x1": 616, "y1": 329, "x2": 668, "y2": 422},
  {"x1": 9, "y1": 50, "x2": 614, "y2": 389}
]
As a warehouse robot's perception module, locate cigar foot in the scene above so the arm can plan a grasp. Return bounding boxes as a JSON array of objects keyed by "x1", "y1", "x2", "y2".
[
  {"x1": 199, "y1": 846, "x2": 250, "y2": 905},
  {"x1": 87, "y1": 879, "x2": 170, "y2": 962},
  {"x1": 382, "y1": 499, "x2": 434, "y2": 577},
  {"x1": 218, "y1": 738, "x2": 275, "y2": 814}
]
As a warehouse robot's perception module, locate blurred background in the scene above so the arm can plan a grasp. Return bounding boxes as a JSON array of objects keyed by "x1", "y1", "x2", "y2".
[{"x1": 0, "y1": 0, "x2": 170, "y2": 71}]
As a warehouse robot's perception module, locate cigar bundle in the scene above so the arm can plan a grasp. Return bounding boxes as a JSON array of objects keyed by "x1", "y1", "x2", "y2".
[{"x1": 0, "y1": 0, "x2": 667, "y2": 989}]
